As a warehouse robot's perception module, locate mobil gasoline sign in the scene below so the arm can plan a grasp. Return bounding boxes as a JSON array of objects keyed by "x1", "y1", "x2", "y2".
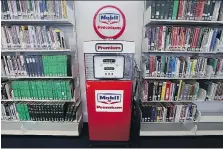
[
  {"x1": 93, "y1": 5, "x2": 126, "y2": 39},
  {"x1": 95, "y1": 90, "x2": 124, "y2": 112}
]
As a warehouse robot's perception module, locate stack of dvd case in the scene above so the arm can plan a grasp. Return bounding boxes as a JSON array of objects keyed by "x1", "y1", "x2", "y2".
[
  {"x1": 1, "y1": 81, "x2": 12, "y2": 100},
  {"x1": 143, "y1": 56, "x2": 223, "y2": 78},
  {"x1": 141, "y1": 102, "x2": 197, "y2": 122},
  {"x1": 15, "y1": 102, "x2": 79, "y2": 122},
  {"x1": 1, "y1": 55, "x2": 70, "y2": 77},
  {"x1": 146, "y1": 0, "x2": 222, "y2": 21},
  {"x1": 1, "y1": 102, "x2": 18, "y2": 121},
  {"x1": 142, "y1": 80, "x2": 223, "y2": 102},
  {"x1": 199, "y1": 80, "x2": 223, "y2": 101},
  {"x1": 1, "y1": 25, "x2": 66, "y2": 50},
  {"x1": 1, "y1": 0, "x2": 73, "y2": 20},
  {"x1": 10, "y1": 80, "x2": 73, "y2": 100},
  {"x1": 144, "y1": 26, "x2": 223, "y2": 52}
]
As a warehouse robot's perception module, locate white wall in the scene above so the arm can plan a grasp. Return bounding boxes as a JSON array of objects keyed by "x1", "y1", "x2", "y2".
[{"x1": 75, "y1": 1, "x2": 144, "y2": 121}]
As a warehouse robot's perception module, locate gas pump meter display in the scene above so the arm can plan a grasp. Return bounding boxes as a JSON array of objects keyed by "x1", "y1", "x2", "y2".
[{"x1": 93, "y1": 55, "x2": 124, "y2": 79}]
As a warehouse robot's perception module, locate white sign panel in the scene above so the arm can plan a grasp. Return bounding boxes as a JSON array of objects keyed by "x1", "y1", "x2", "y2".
[
  {"x1": 96, "y1": 43, "x2": 123, "y2": 52},
  {"x1": 95, "y1": 90, "x2": 124, "y2": 112}
]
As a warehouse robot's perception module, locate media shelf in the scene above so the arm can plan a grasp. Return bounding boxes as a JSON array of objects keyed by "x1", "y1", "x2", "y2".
[
  {"x1": 1, "y1": 19, "x2": 74, "y2": 26},
  {"x1": 198, "y1": 112, "x2": 223, "y2": 123},
  {"x1": 1, "y1": 1, "x2": 82, "y2": 136},
  {"x1": 142, "y1": 100, "x2": 223, "y2": 103},
  {"x1": 1, "y1": 76, "x2": 73, "y2": 79},
  {"x1": 140, "y1": 123, "x2": 195, "y2": 136},
  {"x1": 142, "y1": 51, "x2": 223, "y2": 54},
  {"x1": 1, "y1": 99, "x2": 77, "y2": 102},
  {"x1": 1, "y1": 49, "x2": 72, "y2": 55},
  {"x1": 144, "y1": 19, "x2": 223, "y2": 26},
  {"x1": 140, "y1": 0, "x2": 223, "y2": 136},
  {"x1": 1, "y1": 115, "x2": 83, "y2": 136},
  {"x1": 144, "y1": 76, "x2": 223, "y2": 80}
]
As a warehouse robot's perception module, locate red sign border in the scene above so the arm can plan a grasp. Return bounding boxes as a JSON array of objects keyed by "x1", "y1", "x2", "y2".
[{"x1": 93, "y1": 5, "x2": 126, "y2": 39}]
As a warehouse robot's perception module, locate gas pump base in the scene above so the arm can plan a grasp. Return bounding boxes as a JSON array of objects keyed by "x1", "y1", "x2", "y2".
[
  {"x1": 89, "y1": 141, "x2": 131, "y2": 148},
  {"x1": 84, "y1": 41, "x2": 135, "y2": 143}
]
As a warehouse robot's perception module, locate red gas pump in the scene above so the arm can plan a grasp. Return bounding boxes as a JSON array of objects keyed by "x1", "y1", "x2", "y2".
[{"x1": 84, "y1": 40, "x2": 135, "y2": 144}]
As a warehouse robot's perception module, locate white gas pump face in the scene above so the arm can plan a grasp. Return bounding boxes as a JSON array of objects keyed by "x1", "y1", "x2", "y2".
[
  {"x1": 84, "y1": 41, "x2": 135, "y2": 80},
  {"x1": 93, "y1": 55, "x2": 124, "y2": 79}
]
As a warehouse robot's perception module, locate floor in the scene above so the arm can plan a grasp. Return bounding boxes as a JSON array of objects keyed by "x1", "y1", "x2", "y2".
[{"x1": 2, "y1": 123, "x2": 223, "y2": 148}]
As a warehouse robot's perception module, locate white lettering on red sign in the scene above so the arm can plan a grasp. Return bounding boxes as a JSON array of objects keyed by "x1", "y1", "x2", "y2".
[{"x1": 93, "y1": 5, "x2": 126, "y2": 39}]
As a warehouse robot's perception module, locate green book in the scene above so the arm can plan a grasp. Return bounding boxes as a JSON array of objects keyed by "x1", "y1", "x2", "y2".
[
  {"x1": 53, "y1": 81, "x2": 57, "y2": 100},
  {"x1": 56, "y1": 81, "x2": 62, "y2": 100},
  {"x1": 15, "y1": 103, "x2": 22, "y2": 120},
  {"x1": 43, "y1": 81, "x2": 48, "y2": 99},
  {"x1": 61, "y1": 80, "x2": 66, "y2": 100},
  {"x1": 53, "y1": 56, "x2": 57, "y2": 76},
  {"x1": 172, "y1": 0, "x2": 179, "y2": 20},
  {"x1": 12, "y1": 81, "x2": 18, "y2": 99},
  {"x1": 25, "y1": 81, "x2": 30, "y2": 99},
  {"x1": 20, "y1": 104, "x2": 25, "y2": 121},
  {"x1": 65, "y1": 80, "x2": 72, "y2": 100},
  {"x1": 42, "y1": 56, "x2": 47, "y2": 76},
  {"x1": 28, "y1": 81, "x2": 33, "y2": 99},
  {"x1": 19, "y1": 103, "x2": 25, "y2": 120},
  {"x1": 58, "y1": 56, "x2": 62, "y2": 76},
  {"x1": 17, "y1": 81, "x2": 22, "y2": 99},
  {"x1": 40, "y1": 81, "x2": 44, "y2": 100},
  {"x1": 51, "y1": 81, "x2": 56, "y2": 100},
  {"x1": 48, "y1": 80, "x2": 53, "y2": 100},
  {"x1": 48, "y1": 56, "x2": 52, "y2": 76},
  {"x1": 57, "y1": 56, "x2": 62, "y2": 76},
  {"x1": 22, "y1": 81, "x2": 27, "y2": 99},
  {"x1": 31, "y1": 81, "x2": 37, "y2": 99},
  {"x1": 20, "y1": 104, "x2": 26, "y2": 121},
  {"x1": 24, "y1": 104, "x2": 30, "y2": 120},
  {"x1": 18, "y1": 81, "x2": 23, "y2": 99},
  {"x1": 50, "y1": 56, "x2": 54, "y2": 76},
  {"x1": 63, "y1": 55, "x2": 67, "y2": 76},
  {"x1": 36, "y1": 81, "x2": 40, "y2": 100}
]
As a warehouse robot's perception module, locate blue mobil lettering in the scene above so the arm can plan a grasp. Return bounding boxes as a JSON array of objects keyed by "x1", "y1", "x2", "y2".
[
  {"x1": 97, "y1": 93, "x2": 121, "y2": 104},
  {"x1": 99, "y1": 13, "x2": 120, "y2": 24}
]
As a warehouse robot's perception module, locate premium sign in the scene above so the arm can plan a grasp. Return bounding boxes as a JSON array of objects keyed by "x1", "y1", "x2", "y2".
[
  {"x1": 93, "y1": 5, "x2": 126, "y2": 39},
  {"x1": 95, "y1": 90, "x2": 124, "y2": 112},
  {"x1": 95, "y1": 43, "x2": 123, "y2": 52}
]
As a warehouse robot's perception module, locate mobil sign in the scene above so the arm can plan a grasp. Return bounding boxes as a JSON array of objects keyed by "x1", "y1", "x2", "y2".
[
  {"x1": 93, "y1": 5, "x2": 126, "y2": 39},
  {"x1": 95, "y1": 90, "x2": 124, "y2": 112}
]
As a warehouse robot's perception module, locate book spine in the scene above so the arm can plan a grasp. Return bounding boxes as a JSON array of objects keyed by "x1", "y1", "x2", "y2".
[
  {"x1": 172, "y1": 0, "x2": 179, "y2": 20},
  {"x1": 161, "y1": 82, "x2": 167, "y2": 101}
]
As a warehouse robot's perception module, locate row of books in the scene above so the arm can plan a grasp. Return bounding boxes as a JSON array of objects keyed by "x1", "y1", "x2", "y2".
[
  {"x1": 1, "y1": 102, "x2": 79, "y2": 122},
  {"x1": 144, "y1": 56, "x2": 223, "y2": 78},
  {"x1": 144, "y1": 26, "x2": 223, "y2": 52},
  {"x1": 143, "y1": 80, "x2": 223, "y2": 102},
  {"x1": 2, "y1": 80, "x2": 73, "y2": 100},
  {"x1": 1, "y1": 0, "x2": 72, "y2": 20},
  {"x1": 1, "y1": 55, "x2": 70, "y2": 77},
  {"x1": 140, "y1": 102, "x2": 197, "y2": 122},
  {"x1": 146, "y1": 0, "x2": 223, "y2": 21},
  {"x1": 1, "y1": 25, "x2": 66, "y2": 50}
]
